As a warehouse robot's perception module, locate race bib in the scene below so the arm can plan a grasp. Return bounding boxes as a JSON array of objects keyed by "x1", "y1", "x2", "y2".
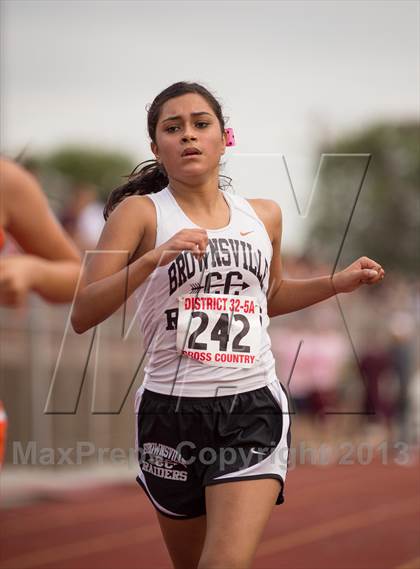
[{"x1": 176, "y1": 293, "x2": 261, "y2": 368}]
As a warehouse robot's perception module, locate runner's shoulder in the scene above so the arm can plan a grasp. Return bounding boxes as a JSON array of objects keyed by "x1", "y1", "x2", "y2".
[
  {"x1": 113, "y1": 193, "x2": 156, "y2": 212},
  {"x1": 246, "y1": 198, "x2": 282, "y2": 241},
  {"x1": 108, "y1": 194, "x2": 156, "y2": 225}
]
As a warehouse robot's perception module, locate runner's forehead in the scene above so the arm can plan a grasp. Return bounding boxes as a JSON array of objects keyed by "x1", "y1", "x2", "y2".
[
  {"x1": 158, "y1": 93, "x2": 215, "y2": 123},
  {"x1": 160, "y1": 111, "x2": 214, "y2": 124}
]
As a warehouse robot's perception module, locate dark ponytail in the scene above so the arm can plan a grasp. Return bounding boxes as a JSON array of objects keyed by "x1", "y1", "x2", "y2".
[
  {"x1": 104, "y1": 81, "x2": 232, "y2": 220},
  {"x1": 104, "y1": 159, "x2": 168, "y2": 219}
]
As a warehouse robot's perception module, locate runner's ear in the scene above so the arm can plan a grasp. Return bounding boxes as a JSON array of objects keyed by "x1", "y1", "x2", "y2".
[{"x1": 150, "y1": 141, "x2": 159, "y2": 158}]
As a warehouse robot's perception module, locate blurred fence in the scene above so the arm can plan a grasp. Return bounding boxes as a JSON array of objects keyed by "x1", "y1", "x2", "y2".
[{"x1": 1, "y1": 295, "x2": 145, "y2": 468}]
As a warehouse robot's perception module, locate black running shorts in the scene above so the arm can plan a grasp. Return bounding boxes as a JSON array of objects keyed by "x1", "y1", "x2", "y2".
[{"x1": 135, "y1": 380, "x2": 291, "y2": 519}]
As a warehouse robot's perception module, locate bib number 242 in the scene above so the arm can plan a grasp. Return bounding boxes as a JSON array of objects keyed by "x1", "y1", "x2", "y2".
[{"x1": 176, "y1": 293, "x2": 261, "y2": 368}]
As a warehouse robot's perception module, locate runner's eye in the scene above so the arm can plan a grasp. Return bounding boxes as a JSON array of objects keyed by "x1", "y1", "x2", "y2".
[{"x1": 165, "y1": 122, "x2": 209, "y2": 133}]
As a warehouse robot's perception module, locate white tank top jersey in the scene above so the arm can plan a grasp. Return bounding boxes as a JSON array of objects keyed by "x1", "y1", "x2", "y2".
[{"x1": 134, "y1": 185, "x2": 278, "y2": 397}]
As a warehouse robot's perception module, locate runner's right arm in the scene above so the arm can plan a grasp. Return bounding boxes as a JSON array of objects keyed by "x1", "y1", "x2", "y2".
[{"x1": 71, "y1": 196, "x2": 208, "y2": 334}]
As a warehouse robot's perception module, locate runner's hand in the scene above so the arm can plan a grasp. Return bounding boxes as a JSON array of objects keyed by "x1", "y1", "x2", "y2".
[
  {"x1": 146, "y1": 228, "x2": 208, "y2": 267},
  {"x1": 332, "y1": 256, "x2": 385, "y2": 293},
  {"x1": 0, "y1": 255, "x2": 37, "y2": 307}
]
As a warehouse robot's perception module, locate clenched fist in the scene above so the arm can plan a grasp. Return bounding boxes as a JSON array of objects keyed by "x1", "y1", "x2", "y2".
[{"x1": 332, "y1": 256, "x2": 385, "y2": 293}]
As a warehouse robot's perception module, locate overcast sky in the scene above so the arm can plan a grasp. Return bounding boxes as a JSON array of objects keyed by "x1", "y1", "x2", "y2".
[{"x1": 1, "y1": 0, "x2": 418, "y2": 250}]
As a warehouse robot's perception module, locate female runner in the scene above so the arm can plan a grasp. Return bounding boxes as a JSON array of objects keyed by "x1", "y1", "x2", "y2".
[{"x1": 71, "y1": 81, "x2": 385, "y2": 569}]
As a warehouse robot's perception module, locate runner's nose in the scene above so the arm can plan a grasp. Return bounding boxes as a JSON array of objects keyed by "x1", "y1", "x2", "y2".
[{"x1": 181, "y1": 132, "x2": 197, "y2": 142}]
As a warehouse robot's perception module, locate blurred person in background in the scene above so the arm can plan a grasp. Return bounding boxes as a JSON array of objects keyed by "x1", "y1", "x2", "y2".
[
  {"x1": 271, "y1": 307, "x2": 349, "y2": 448},
  {"x1": 270, "y1": 318, "x2": 316, "y2": 445},
  {"x1": 309, "y1": 309, "x2": 348, "y2": 442},
  {"x1": 60, "y1": 182, "x2": 105, "y2": 251},
  {"x1": 0, "y1": 157, "x2": 81, "y2": 466},
  {"x1": 407, "y1": 364, "x2": 420, "y2": 448},
  {"x1": 359, "y1": 329, "x2": 398, "y2": 443},
  {"x1": 388, "y1": 310, "x2": 416, "y2": 442}
]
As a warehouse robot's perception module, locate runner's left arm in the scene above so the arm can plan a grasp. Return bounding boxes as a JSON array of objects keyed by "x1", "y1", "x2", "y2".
[{"x1": 254, "y1": 200, "x2": 385, "y2": 317}]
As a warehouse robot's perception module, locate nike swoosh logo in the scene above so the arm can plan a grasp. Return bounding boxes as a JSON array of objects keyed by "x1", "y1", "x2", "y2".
[
  {"x1": 240, "y1": 230, "x2": 254, "y2": 236},
  {"x1": 250, "y1": 448, "x2": 267, "y2": 456}
]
